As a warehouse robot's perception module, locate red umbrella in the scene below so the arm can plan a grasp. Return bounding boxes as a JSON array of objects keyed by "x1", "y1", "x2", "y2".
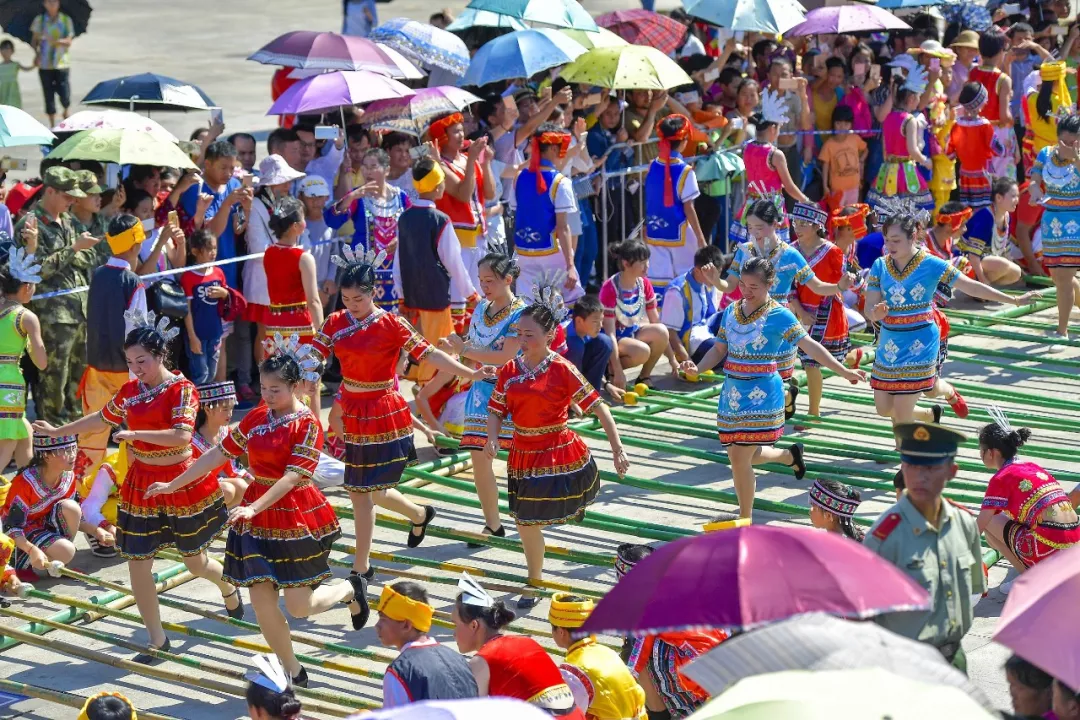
[{"x1": 596, "y1": 9, "x2": 688, "y2": 56}]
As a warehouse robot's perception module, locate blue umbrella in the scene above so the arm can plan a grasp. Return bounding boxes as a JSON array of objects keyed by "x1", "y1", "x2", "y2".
[
  {"x1": 876, "y1": 0, "x2": 946, "y2": 8},
  {"x1": 465, "y1": 0, "x2": 598, "y2": 31},
  {"x1": 82, "y1": 73, "x2": 217, "y2": 112},
  {"x1": 0, "y1": 105, "x2": 55, "y2": 147},
  {"x1": 460, "y1": 29, "x2": 587, "y2": 88},
  {"x1": 446, "y1": 8, "x2": 528, "y2": 31},
  {"x1": 939, "y1": 1, "x2": 992, "y2": 31},
  {"x1": 682, "y1": 0, "x2": 806, "y2": 35}
]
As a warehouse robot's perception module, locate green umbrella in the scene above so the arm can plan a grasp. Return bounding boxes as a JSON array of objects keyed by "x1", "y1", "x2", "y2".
[
  {"x1": 47, "y1": 128, "x2": 197, "y2": 169},
  {"x1": 690, "y1": 668, "x2": 996, "y2": 720},
  {"x1": 560, "y1": 45, "x2": 691, "y2": 90},
  {"x1": 694, "y1": 150, "x2": 744, "y2": 182},
  {"x1": 559, "y1": 27, "x2": 629, "y2": 50}
]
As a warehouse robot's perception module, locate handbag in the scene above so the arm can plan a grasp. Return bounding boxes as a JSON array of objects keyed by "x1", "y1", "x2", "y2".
[{"x1": 147, "y1": 279, "x2": 188, "y2": 320}]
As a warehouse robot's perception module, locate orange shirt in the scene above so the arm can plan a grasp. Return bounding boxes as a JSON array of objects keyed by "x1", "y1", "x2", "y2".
[{"x1": 818, "y1": 134, "x2": 867, "y2": 192}]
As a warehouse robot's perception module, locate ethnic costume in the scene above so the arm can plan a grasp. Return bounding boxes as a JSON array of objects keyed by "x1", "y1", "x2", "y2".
[
  {"x1": 264, "y1": 244, "x2": 315, "y2": 345},
  {"x1": 866, "y1": 110, "x2": 934, "y2": 215},
  {"x1": 1022, "y1": 63, "x2": 1071, "y2": 174},
  {"x1": 598, "y1": 274, "x2": 657, "y2": 340},
  {"x1": 948, "y1": 117, "x2": 999, "y2": 210},
  {"x1": 793, "y1": 203, "x2": 849, "y2": 366},
  {"x1": 313, "y1": 307, "x2": 432, "y2": 493},
  {"x1": 660, "y1": 270, "x2": 722, "y2": 364},
  {"x1": 714, "y1": 299, "x2": 807, "y2": 445},
  {"x1": 100, "y1": 369, "x2": 226, "y2": 560},
  {"x1": 1032, "y1": 145, "x2": 1080, "y2": 268},
  {"x1": 477, "y1": 634, "x2": 585, "y2": 718},
  {"x1": 459, "y1": 297, "x2": 525, "y2": 451},
  {"x1": 0, "y1": 302, "x2": 29, "y2": 441},
  {"x1": 193, "y1": 381, "x2": 252, "y2": 484},
  {"x1": 79, "y1": 442, "x2": 128, "y2": 531},
  {"x1": 867, "y1": 249, "x2": 960, "y2": 394},
  {"x1": 927, "y1": 82, "x2": 956, "y2": 212},
  {"x1": 981, "y1": 455, "x2": 1080, "y2": 568},
  {"x1": 219, "y1": 403, "x2": 339, "y2": 588},
  {"x1": 0, "y1": 435, "x2": 78, "y2": 570},
  {"x1": 969, "y1": 65, "x2": 1015, "y2": 179},
  {"x1": 489, "y1": 353, "x2": 601, "y2": 526},
  {"x1": 730, "y1": 142, "x2": 788, "y2": 243},
  {"x1": 644, "y1": 117, "x2": 701, "y2": 294},
  {"x1": 327, "y1": 189, "x2": 409, "y2": 311}
]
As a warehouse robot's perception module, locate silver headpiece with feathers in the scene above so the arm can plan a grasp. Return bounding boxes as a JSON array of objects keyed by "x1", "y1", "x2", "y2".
[
  {"x1": 124, "y1": 308, "x2": 181, "y2": 343},
  {"x1": 245, "y1": 653, "x2": 290, "y2": 693},
  {"x1": 987, "y1": 405, "x2": 1013, "y2": 434},
  {"x1": 6, "y1": 246, "x2": 40, "y2": 284},
  {"x1": 330, "y1": 243, "x2": 388, "y2": 272},
  {"x1": 458, "y1": 572, "x2": 495, "y2": 608},
  {"x1": 262, "y1": 332, "x2": 322, "y2": 383},
  {"x1": 530, "y1": 269, "x2": 569, "y2": 323},
  {"x1": 747, "y1": 180, "x2": 785, "y2": 210},
  {"x1": 760, "y1": 88, "x2": 791, "y2": 127},
  {"x1": 875, "y1": 195, "x2": 931, "y2": 229},
  {"x1": 902, "y1": 65, "x2": 929, "y2": 95}
]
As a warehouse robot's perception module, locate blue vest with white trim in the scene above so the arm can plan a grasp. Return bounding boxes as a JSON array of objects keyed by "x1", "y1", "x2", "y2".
[
  {"x1": 387, "y1": 641, "x2": 478, "y2": 703},
  {"x1": 644, "y1": 154, "x2": 691, "y2": 247},
  {"x1": 513, "y1": 160, "x2": 565, "y2": 257},
  {"x1": 666, "y1": 270, "x2": 717, "y2": 347}
]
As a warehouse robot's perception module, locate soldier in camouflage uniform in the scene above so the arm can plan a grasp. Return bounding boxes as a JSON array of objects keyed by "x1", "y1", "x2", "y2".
[{"x1": 15, "y1": 167, "x2": 102, "y2": 424}]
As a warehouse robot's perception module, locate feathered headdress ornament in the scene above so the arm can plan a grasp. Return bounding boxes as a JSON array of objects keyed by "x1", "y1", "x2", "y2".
[
  {"x1": 747, "y1": 180, "x2": 785, "y2": 210},
  {"x1": 245, "y1": 653, "x2": 290, "y2": 693},
  {"x1": 874, "y1": 195, "x2": 931, "y2": 229},
  {"x1": 760, "y1": 89, "x2": 791, "y2": 127},
  {"x1": 902, "y1": 65, "x2": 929, "y2": 95},
  {"x1": 458, "y1": 572, "x2": 495, "y2": 608},
  {"x1": 6, "y1": 246, "x2": 40, "y2": 284},
  {"x1": 331, "y1": 243, "x2": 388, "y2": 275},
  {"x1": 530, "y1": 269, "x2": 569, "y2": 323},
  {"x1": 262, "y1": 333, "x2": 322, "y2": 383},
  {"x1": 987, "y1": 405, "x2": 1012, "y2": 433},
  {"x1": 124, "y1": 308, "x2": 180, "y2": 343}
]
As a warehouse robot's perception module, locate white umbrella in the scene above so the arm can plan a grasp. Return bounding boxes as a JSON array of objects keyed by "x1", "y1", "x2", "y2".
[{"x1": 54, "y1": 109, "x2": 177, "y2": 143}]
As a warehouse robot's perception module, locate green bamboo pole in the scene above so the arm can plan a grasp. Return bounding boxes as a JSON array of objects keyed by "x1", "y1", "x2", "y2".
[
  {"x1": 848, "y1": 336, "x2": 1080, "y2": 381},
  {"x1": 946, "y1": 341, "x2": 1080, "y2": 368},
  {"x1": 0, "y1": 678, "x2": 179, "y2": 720},
  {"x1": 943, "y1": 308, "x2": 1066, "y2": 332}
]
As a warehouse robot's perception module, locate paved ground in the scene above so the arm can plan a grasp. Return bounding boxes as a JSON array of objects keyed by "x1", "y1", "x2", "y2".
[{"x1": 0, "y1": 1, "x2": 1075, "y2": 719}]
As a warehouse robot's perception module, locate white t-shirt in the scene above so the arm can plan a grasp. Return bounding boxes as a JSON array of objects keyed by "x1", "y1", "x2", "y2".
[
  {"x1": 509, "y1": 169, "x2": 577, "y2": 214},
  {"x1": 660, "y1": 280, "x2": 721, "y2": 353},
  {"x1": 678, "y1": 34, "x2": 706, "y2": 58}
]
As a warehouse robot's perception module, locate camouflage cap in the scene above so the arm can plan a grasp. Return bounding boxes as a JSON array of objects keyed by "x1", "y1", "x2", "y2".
[
  {"x1": 75, "y1": 169, "x2": 102, "y2": 195},
  {"x1": 42, "y1": 166, "x2": 86, "y2": 198}
]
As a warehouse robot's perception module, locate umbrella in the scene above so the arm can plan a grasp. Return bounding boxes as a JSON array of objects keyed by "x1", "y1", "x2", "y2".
[
  {"x1": 460, "y1": 29, "x2": 586, "y2": 89},
  {"x1": 940, "y1": 1, "x2": 993, "y2": 31},
  {"x1": 248, "y1": 31, "x2": 400, "y2": 75},
  {"x1": 48, "y1": 128, "x2": 197, "y2": 170},
  {"x1": 350, "y1": 698, "x2": 554, "y2": 720},
  {"x1": 0, "y1": 0, "x2": 91, "y2": 44},
  {"x1": 363, "y1": 86, "x2": 482, "y2": 137},
  {"x1": 994, "y1": 545, "x2": 1080, "y2": 691},
  {"x1": 877, "y1": 0, "x2": 947, "y2": 8},
  {"x1": 465, "y1": 0, "x2": 598, "y2": 31},
  {"x1": 81, "y1": 73, "x2": 217, "y2": 112},
  {"x1": 596, "y1": 9, "x2": 688, "y2": 56},
  {"x1": 370, "y1": 17, "x2": 470, "y2": 77},
  {"x1": 559, "y1": 28, "x2": 629, "y2": 50},
  {"x1": 683, "y1": 613, "x2": 993, "y2": 710},
  {"x1": 268, "y1": 70, "x2": 415, "y2": 116},
  {"x1": 785, "y1": 5, "x2": 911, "y2": 36},
  {"x1": 560, "y1": 45, "x2": 692, "y2": 91},
  {"x1": 0, "y1": 105, "x2": 54, "y2": 147},
  {"x1": 578, "y1": 526, "x2": 930, "y2": 637},
  {"x1": 682, "y1": 0, "x2": 806, "y2": 35},
  {"x1": 690, "y1": 668, "x2": 996, "y2": 719},
  {"x1": 694, "y1": 150, "x2": 744, "y2": 183},
  {"x1": 54, "y1": 110, "x2": 177, "y2": 142},
  {"x1": 446, "y1": 7, "x2": 528, "y2": 31}
]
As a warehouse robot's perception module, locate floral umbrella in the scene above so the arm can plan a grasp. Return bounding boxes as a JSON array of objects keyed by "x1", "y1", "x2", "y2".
[
  {"x1": 362, "y1": 87, "x2": 482, "y2": 137},
  {"x1": 370, "y1": 18, "x2": 471, "y2": 77}
]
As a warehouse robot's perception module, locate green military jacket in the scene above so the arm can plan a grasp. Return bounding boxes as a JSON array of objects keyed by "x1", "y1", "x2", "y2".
[{"x1": 15, "y1": 205, "x2": 97, "y2": 324}]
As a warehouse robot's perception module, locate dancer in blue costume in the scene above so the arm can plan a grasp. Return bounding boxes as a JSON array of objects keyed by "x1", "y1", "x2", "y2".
[
  {"x1": 866, "y1": 214, "x2": 1042, "y2": 426},
  {"x1": 681, "y1": 256, "x2": 866, "y2": 520},
  {"x1": 440, "y1": 250, "x2": 525, "y2": 541},
  {"x1": 729, "y1": 199, "x2": 857, "y2": 418}
]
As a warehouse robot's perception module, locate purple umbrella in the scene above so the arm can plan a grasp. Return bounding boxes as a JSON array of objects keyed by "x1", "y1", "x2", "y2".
[
  {"x1": 268, "y1": 70, "x2": 415, "y2": 116},
  {"x1": 362, "y1": 86, "x2": 482, "y2": 137},
  {"x1": 785, "y1": 5, "x2": 911, "y2": 36},
  {"x1": 579, "y1": 526, "x2": 931, "y2": 637},
  {"x1": 248, "y1": 30, "x2": 400, "y2": 75}
]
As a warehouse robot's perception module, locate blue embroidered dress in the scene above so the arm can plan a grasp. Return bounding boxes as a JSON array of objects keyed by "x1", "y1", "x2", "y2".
[
  {"x1": 867, "y1": 249, "x2": 960, "y2": 394},
  {"x1": 715, "y1": 299, "x2": 807, "y2": 445},
  {"x1": 1033, "y1": 145, "x2": 1080, "y2": 268},
  {"x1": 643, "y1": 153, "x2": 692, "y2": 248},
  {"x1": 459, "y1": 297, "x2": 526, "y2": 450}
]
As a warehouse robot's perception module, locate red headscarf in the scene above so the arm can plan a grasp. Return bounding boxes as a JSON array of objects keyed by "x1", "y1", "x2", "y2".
[
  {"x1": 829, "y1": 203, "x2": 871, "y2": 240},
  {"x1": 529, "y1": 131, "x2": 570, "y2": 193},
  {"x1": 658, "y1": 114, "x2": 692, "y2": 207},
  {"x1": 935, "y1": 206, "x2": 973, "y2": 233},
  {"x1": 428, "y1": 112, "x2": 464, "y2": 151}
]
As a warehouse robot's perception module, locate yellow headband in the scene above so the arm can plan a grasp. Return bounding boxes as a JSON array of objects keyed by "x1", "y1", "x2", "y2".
[
  {"x1": 1040, "y1": 61, "x2": 1072, "y2": 111},
  {"x1": 78, "y1": 691, "x2": 137, "y2": 720},
  {"x1": 106, "y1": 223, "x2": 146, "y2": 254},
  {"x1": 702, "y1": 517, "x2": 751, "y2": 533},
  {"x1": 413, "y1": 163, "x2": 445, "y2": 195},
  {"x1": 378, "y1": 585, "x2": 433, "y2": 632},
  {"x1": 548, "y1": 592, "x2": 594, "y2": 629}
]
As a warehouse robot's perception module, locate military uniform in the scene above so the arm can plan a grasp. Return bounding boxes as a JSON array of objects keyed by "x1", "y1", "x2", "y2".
[
  {"x1": 69, "y1": 170, "x2": 112, "y2": 268},
  {"x1": 15, "y1": 167, "x2": 95, "y2": 424},
  {"x1": 863, "y1": 423, "x2": 987, "y2": 672}
]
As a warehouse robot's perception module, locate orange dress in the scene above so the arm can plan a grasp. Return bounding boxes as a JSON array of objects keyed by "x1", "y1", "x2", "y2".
[
  {"x1": 794, "y1": 240, "x2": 849, "y2": 366},
  {"x1": 0, "y1": 467, "x2": 77, "y2": 570}
]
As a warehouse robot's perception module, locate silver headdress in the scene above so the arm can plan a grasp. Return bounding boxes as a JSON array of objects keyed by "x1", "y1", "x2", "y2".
[
  {"x1": 6, "y1": 246, "x2": 41, "y2": 284},
  {"x1": 123, "y1": 308, "x2": 181, "y2": 342},
  {"x1": 458, "y1": 572, "x2": 495, "y2": 608},
  {"x1": 902, "y1": 65, "x2": 929, "y2": 95},
  {"x1": 245, "y1": 653, "x2": 289, "y2": 693},
  {"x1": 530, "y1": 269, "x2": 569, "y2": 323},
  {"x1": 987, "y1": 405, "x2": 1013, "y2": 433},
  {"x1": 262, "y1": 332, "x2": 322, "y2": 383},
  {"x1": 761, "y1": 88, "x2": 791, "y2": 127},
  {"x1": 874, "y1": 195, "x2": 931, "y2": 229},
  {"x1": 747, "y1": 180, "x2": 785, "y2": 210},
  {"x1": 330, "y1": 243, "x2": 387, "y2": 272}
]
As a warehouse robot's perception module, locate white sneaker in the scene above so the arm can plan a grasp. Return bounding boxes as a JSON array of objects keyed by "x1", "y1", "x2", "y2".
[
  {"x1": 1042, "y1": 331, "x2": 1068, "y2": 354},
  {"x1": 998, "y1": 579, "x2": 1014, "y2": 595}
]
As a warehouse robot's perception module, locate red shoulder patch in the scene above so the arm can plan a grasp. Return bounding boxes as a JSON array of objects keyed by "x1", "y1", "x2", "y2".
[
  {"x1": 946, "y1": 498, "x2": 976, "y2": 517},
  {"x1": 872, "y1": 513, "x2": 902, "y2": 542}
]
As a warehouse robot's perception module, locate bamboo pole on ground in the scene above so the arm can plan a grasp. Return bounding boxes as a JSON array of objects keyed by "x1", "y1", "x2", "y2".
[{"x1": 0, "y1": 678, "x2": 179, "y2": 720}]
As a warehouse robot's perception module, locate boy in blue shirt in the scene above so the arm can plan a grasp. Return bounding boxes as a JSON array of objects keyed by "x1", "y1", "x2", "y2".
[
  {"x1": 560, "y1": 295, "x2": 614, "y2": 396},
  {"x1": 179, "y1": 140, "x2": 250, "y2": 287}
]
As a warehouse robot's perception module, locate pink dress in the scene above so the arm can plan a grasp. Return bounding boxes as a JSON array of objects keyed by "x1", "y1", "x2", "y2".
[
  {"x1": 866, "y1": 111, "x2": 933, "y2": 214},
  {"x1": 731, "y1": 141, "x2": 788, "y2": 242},
  {"x1": 981, "y1": 459, "x2": 1080, "y2": 567}
]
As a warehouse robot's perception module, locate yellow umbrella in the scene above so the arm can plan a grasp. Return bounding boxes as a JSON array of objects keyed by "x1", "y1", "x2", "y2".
[
  {"x1": 560, "y1": 45, "x2": 691, "y2": 89},
  {"x1": 559, "y1": 27, "x2": 629, "y2": 50}
]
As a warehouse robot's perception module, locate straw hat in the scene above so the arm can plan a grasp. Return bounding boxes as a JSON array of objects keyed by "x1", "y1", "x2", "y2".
[
  {"x1": 949, "y1": 30, "x2": 980, "y2": 50},
  {"x1": 908, "y1": 40, "x2": 957, "y2": 66}
]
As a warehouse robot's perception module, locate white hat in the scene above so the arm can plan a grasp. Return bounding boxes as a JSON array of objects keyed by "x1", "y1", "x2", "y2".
[
  {"x1": 298, "y1": 176, "x2": 330, "y2": 198},
  {"x1": 257, "y1": 154, "x2": 305, "y2": 186}
]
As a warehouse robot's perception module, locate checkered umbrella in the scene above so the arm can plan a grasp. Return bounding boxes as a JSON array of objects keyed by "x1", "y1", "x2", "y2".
[{"x1": 596, "y1": 9, "x2": 688, "y2": 56}]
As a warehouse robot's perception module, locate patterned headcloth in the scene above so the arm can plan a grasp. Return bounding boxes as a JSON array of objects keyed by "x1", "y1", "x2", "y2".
[
  {"x1": 428, "y1": 112, "x2": 463, "y2": 149},
  {"x1": 529, "y1": 129, "x2": 571, "y2": 193},
  {"x1": 809, "y1": 479, "x2": 860, "y2": 519},
  {"x1": 935, "y1": 206, "x2": 973, "y2": 233},
  {"x1": 658, "y1": 114, "x2": 692, "y2": 207},
  {"x1": 961, "y1": 83, "x2": 988, "y2": 115},
  {"x1": 792, "y1": 201, "x2": 829, "y2": 229},
  {"x1": 33, "y1": 433, "x2": 77, "y2": 453},
  {"x1": 829, "y1": 204, "x2": 871, "y2": 240},
  {"x1": 615, "y1": 543, "x2": 653, "y2": 579},
  {"x1": 549, "y1": 592, "x2": 595, "y2": 629}
]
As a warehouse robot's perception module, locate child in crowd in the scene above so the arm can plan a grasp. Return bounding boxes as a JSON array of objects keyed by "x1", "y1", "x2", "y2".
[
  {"x1": 660, "y1": 245, "x2": 727, "y2": 366},
  {"x1": 415, "y1": 369, "x2": 470, "y2": 440},
  {"x1": 79, "y1": 691, "x2": 137, "y2": 720},
  {"x1": 180, "y1": 229, "x2": 228, "y2": 386},
  {"x1": 78, "y1": 441, "x2": 128, "y2": 558},
  {"x1": 560, "y1": 295, "x2": 615, "y2": 397},
  {"x1": 0, "y1": 39, "x2": 33, "y2": 109},
  {"x1": 819, "y1": 105, "x2": 867, "y2": 213},
  {"x1": 948, "y1": 83, "x2": 1002, "y2": 210},
  {"x1": 193, "y1": 381, "x2": 250, "y2": 509},
  {"x1": 808, "y1": 478, "x2": 864, "y2": 541},
  {"x1": 968, "y1": 31, "x2": 1016, "y2": 180},
  {"x1": 297, "y1": 177, "x2": 337, "y2": 307},
  {"x1": 0, "y1": 246, "x2": 45, "y2": 476}
]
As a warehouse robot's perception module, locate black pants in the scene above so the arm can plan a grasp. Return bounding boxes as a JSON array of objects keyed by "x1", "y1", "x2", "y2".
[{"x1": 39, "y1": 68, "x2": 70, "y2": 116}]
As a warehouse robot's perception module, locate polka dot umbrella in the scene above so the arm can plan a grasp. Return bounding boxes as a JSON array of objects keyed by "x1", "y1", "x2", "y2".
[{"x1": 560, "y1": 45, "x2": 692, "y2": 90}]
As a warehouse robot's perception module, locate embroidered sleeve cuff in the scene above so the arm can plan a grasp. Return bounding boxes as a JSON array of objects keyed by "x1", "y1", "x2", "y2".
[
  {"x1": 286, "y1": 463, "x2": 316, "y2": 480},
  {"x1": 99, "y1": 406, "x2": 123, "y2": 428}
]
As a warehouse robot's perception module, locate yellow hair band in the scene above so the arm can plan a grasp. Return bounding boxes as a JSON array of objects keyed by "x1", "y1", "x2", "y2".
[
  {"x1": 703, "y1": 517, "x2": 751, "y2": 533},
  {"x1": 413, "y1": 163, "x2": 445, "y2": 195},
  {"x1": 78, "y1": 691, "x2": 137, "y2": 720},
  {"x1": 1041, "y1": 61, "x2": 1067, "y2": 82},
  {"x1": 378, "y1": 585, "x2": 433, "y2": 632},
  {"x1": 548, "y1": 591, "x2": 594, "y2": 629},
  {"x1": 106, "y1": 223, "x2": 146, "y2": 254}
]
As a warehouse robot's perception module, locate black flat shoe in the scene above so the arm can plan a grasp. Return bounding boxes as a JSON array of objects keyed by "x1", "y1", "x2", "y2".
[
  {"x1": 467, "y1": 524, "x2": 505, "y2": 549},
  {"x1": 785, "y1": 379, "x2": 800, "y2": 421},
  {"x1": 132, "y1": 637, "x2": 170, "y2": 665},
  {"x1": 222, "y1": 588, "x2": 244, "y2": 621},
  {"x1": 407, "y1": 505, "x2": 437, "y2": 549},
  {"x1": 931, "y1": 404, "x2": 943, "y2": 424},
  {"x1": 345, "y1": 572, "x2": 370, "y2": 631},
  {"x1": 788, "y1": 443, "x2": 806, "y2": 481},
  {"x1": 292, "y1": 667, "x2": 309, "y2": 689}
]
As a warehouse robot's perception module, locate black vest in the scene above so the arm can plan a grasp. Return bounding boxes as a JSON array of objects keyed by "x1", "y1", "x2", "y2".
[
  {"x1": 388, "y1": 642, "x2": 478, "y2": 703},
  {"x1": 397, "y1": 205, "x2": 451, "y2": 311},
  {"x1": 87, "y1": 264, "x2": 141, "y2": 372}
]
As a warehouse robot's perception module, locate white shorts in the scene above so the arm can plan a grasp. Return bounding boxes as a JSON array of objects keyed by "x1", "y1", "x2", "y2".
[
  {"x1": 517, "y1": 253, "x2": 585, "y2": 305},
  {"x1": 647, "y1": 241, "x2": 698, "y2": 294}
]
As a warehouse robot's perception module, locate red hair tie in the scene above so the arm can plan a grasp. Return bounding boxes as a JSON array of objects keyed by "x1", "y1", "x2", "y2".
[
  {"x1": 529, "y1": 131, "x2": 571, "y2": 193},
  {"x1": 658, "y1": 115, "x2": 691, "y2": 207}
]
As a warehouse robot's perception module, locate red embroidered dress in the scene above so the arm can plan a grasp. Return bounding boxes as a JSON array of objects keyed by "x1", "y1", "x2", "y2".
[
  {"x1": 264, "y1": 244, "x2": 314, "y2": 344},
  {"x1": 795, "y1": 241, "x2": 850, "y2": 366},
  {"x1": 478, "y1": 635, "x2": 585, "y2": 719},
  {"x1": 981, "y1": 459, "x2": 1080, "y2": 567},
  {"x1": 219, "y1": 405, "x2": 339, "y2": 588},
  {"x1": 1, "y1": 467, "x2": 77, "y2": 570},
  {"x1": 313, "y1": 308, "x2": 433, "y2": 492},
  {"x1": 489, "y1": 353, "x2": 601, "y2": 525},
  {"x1": 100, "y1": 373, "x2": 226, "y2": 559}
]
